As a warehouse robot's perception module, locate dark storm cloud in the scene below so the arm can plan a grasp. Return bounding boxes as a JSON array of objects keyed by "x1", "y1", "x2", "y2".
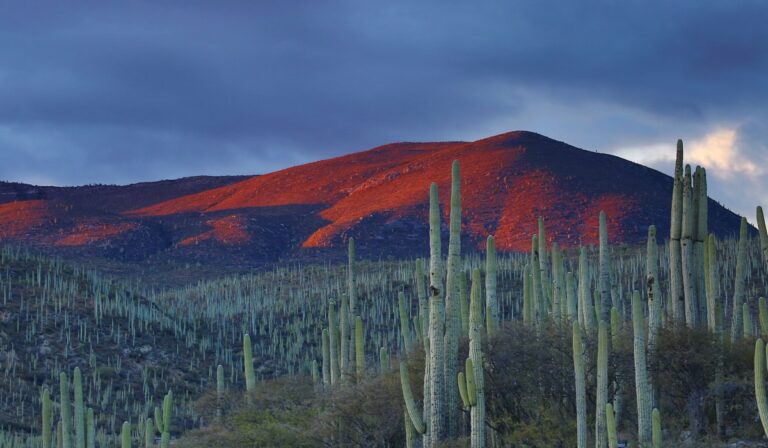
[{"x1": 1, "y1": 1, "x2": 767, "y2": 218}]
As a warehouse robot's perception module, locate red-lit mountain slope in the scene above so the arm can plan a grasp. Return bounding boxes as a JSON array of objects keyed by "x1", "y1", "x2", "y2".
[{"x1": 0, "y1": 131, "x2": 745, "y2": 265}]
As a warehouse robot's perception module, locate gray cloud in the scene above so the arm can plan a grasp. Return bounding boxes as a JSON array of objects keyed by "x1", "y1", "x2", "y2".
[{"x1": 0, "y1": 0, "x2": 766, "y2": 216}]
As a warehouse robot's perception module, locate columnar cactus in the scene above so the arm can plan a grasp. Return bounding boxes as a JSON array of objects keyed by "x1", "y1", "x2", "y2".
[
  {"x1": 758, "y1": 206, "x2": 768, "y2": 268},
  {"x1": 681, "y1": 165, "x2": 697, "y2": 327},
  {"x1": 328, "y1": 301, "x2": 340, "y2": 385},
  {"x1": 217, "y1": 364, "x2": 225, "y2": 419},
  {"x1": 42, "y1": 388, "x2": 52, "y2": 448},
  {"x1": 552, "y1": 242, "x2": 565, "y2": 323},
  {"x1": 428, "y1": 182, "x2": 446, "y2": 444},
  {"x1": 159, "y1": 391, "x2": 172, "y2": 448},
  {"x1": 759, "y1": 298, "x2": 768, "y2": 339},
  {"x1": 596, "y1": 320, "x2": 609, "y2": 448},
  {"x1": 632, "y1": 290, "x2": 652, "y2": 444},
  {"x1": 145, "y1": 418, "x2": 153, "y2": 448},
  {"x1": 578, "y1": 247, "x2": 595, "y2": 331},
  {"x1": 460, "y1": 271, "x2": 469, "y2": 334},
  {"x1": 647, "y1": 226, "x2": 661, "y2": 353},
  {"x1": 340, "y1": 295, "x2": 351, "y2": 382},
  {"x1": 416, "y1": 259, "x2": 429, "y2": 345},
  {"x1": 572, "y1": 322, "x2": 587, "y2": 448},
  {"x1": 566, "y1": 272, "x2": 578, "y2": 322},
  {"x1": 695, "y1": 167, "x2": 708, "y2": 323},
  {"x1": 355, "y1": 316, "x2": 365, "y2": 380},
  {"x1": 468, "y1": 268, "x2": 485, "y2": 448},
  {"x1": 243, "y1": 333, "x2": 256, "y2": 392},
  {"x1": 669, "y1": 140, "x2": 685, "y2": 322},
  {"x1": 652, "y1": 408, "x2": 662, "y2": 448},
  {"x1": 59, "y1": 372, "x2": 72, "y2": 448},
  {"x1": 754, "y1": 338, "x2": 768, "y2": 437},
  {"x1": 444, "y1": 161, "x2": 462, "y2": 438},
  {"x1": 121, "y1": 421, "x2": 131, "y2": 448},
  {"x1": 485, "y1": 235, "x2": 498, "y2": 337},
  {"x1": 531, "y1": 236, "x2": 544, "y2": 324},
  {"x1": 399, "y1": 292, "x2": 414, "y2": 355},
  {"x1": 322, "y1": 329, "x2": 331, "y2": 386},
  {"x1": 73, "y1": 368, "x2": 85, "y2": 448},
  {"x1": 523, "y1": 263, "x2": 532, "y2": 325},
  {"x1": 86, "y1": 409, "x2": 94, "y2": 448},
  {"x1": 731, "y1": 217, "x2": 748, "y2": 340},
  {"x1": 400, "y1": 361, "x2": 426, "y2": 436},
  {"x1": 538, "y1": 217, "x2": 551, "y2": 310},
  {"x1": 598, "y1": 211, "x2": 611, "y2": 324}
]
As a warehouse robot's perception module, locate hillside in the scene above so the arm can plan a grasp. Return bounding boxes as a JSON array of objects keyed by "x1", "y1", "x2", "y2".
[{"x1": 0, "y1": 131, "x2": 744, "y2": 267}]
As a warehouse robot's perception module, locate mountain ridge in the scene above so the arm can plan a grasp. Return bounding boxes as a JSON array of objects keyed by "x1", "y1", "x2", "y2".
[{"x1": 0, "y1": 131, "x2": 744, "y2": 266}]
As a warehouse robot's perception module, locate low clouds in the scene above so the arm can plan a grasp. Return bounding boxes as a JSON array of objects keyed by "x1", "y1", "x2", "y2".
[{"x1": 0, "y1": 1, "x2": 766, "y2": 217}]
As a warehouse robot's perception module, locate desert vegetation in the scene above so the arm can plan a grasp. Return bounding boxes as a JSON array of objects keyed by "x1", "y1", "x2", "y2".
[{"x1": 2, "y1": 140, "x2": 768, "y2": 447}]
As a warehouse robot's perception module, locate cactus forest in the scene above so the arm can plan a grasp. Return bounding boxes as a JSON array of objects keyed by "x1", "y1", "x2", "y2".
[{"x1": 1, "y1": 140, "x2": 768, "y2": 447}]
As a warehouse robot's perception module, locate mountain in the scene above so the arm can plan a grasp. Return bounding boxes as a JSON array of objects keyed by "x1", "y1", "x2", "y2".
[{"x1": 0, "y1": 131, "x2": 744, "y2": 267}]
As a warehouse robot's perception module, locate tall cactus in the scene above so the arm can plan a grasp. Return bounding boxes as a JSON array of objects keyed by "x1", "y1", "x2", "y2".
[
  {"x1": 573, "y1": 322, "x2": 587, "y2": 448},
  {"x1": 322, "y1": 329, "x2": 331, "y2": 387},
  {"x1": 652, "y1": 408, "x2": 662, "y2": 448},
  {"x1": 86, "y1": 409, "x2": 94, "y2": 448},
  {"x1": 485, "y1": 235, "x2": 498, "y2": 337},
  {"x1": 59, "y1": 372, "x2": 71, "y2": 448},
  {"x1": 538, "y1": 217, "x2": 551, "y2": 312},
  {"x1": 444, "y1": 160, "x2": 462, "y2": 437},
  {"x1": 669, "y1": 140, "x2": 685, "y2": 322},
  {"x1": 695, "y1": 167, "x2": 708, "y2": 323},
  {"x1": 647, "y1": 226, "x2": 661, "y2": 352},
  {"x1": 523, "y1": 263, "x2": 532, "y2": 325},
  {"x1": 243, "y1": 333, "x2": 256, "y2": 392},
  {"x1": 681, "y1": 165, "x2": 697, "y2": 327},
  {"x1": 340, "y1": 294, "x2": 351, "y2": 383},
  {"x1": 468, "y1": 268, "x2": 485, "y2": 448},
  {"x1": 328, "y1": 301, "x2": 340, "y2": 385},
  {"x1": 754, "y1": 338, "x2": 768, "y2": 438},
  {"x1": 416, "y1": 259, "x2": 429, "y2": 345},
  {"x1": 355, "y1": 316, "x2": 365, "y2": 380},
  {"x1": 632, "y1": 290, "x2": 652, "y2": 444},
  {"x1": 399, "y1": 292, "x2": 414, "y2": 355},
  {"x1": 598, "y1": 211, "x2": 611, "y2": 324},
  {"x1": 578, "y1": 247, "x2": 595, "y2": 331},
  {"x1": 159, "y1": 391, "x2": 172, "y2": 448},
  {"x1": 428, "y1": 182, "x2": 446, "y2": 444},
  {"x1": 606, "y1": 403, "x2": 618, "y2": 448},
  {"x1": 400, "y1": 361, "x2": 426, "y2": 436},
  {"x1": 758, "y1": 206, "x2": 768, "y2": 269},
  {"x1": 531, "y1": 236, "x2": 544, "y2": 324},
  {"x1": 595, "y1": 320, "x2": 609, "y2": 448},
  {"x1": 216, "y1": 364, "x2": 225, "y2": 419},
  {"x1": 731, "y1": 217, "x2": 748, "y2": 340},
  {"x1": 42, "y1": 388, "x2": 52, "y2": 448},
  {"x1": 73, "y1": 368, "x2": 85, "y2": 448}
]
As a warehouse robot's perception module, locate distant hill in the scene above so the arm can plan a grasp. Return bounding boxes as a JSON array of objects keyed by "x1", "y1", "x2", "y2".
[{"x1": 0, "y1": 131, "x2": 744, "y2": 266}]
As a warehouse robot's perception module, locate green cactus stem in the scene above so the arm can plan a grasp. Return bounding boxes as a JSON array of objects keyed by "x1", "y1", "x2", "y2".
[
  {"x1": 42, "y1": 388, "x2": 52, "y2": 448},
  {"x1": 573, "y1": 322, "x2": 587, "y2": 448},
  {"x1": 485, "y1": 235, "x2": 498, "y2": 337},
  {"x1": 355, "y1": 316, "x2": 365, "y2": 380},
  {"x1": 243, "y1": 333, "x2": 256, "y2": 392}
]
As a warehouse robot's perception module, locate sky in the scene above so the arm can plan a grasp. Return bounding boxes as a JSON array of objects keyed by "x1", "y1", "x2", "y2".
[{"x1": 0, "y1": 1, "x2": 767, "y2": 219}]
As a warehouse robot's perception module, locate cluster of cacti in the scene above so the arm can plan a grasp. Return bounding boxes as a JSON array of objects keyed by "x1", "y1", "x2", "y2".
[{"x1": 669, "y1": 140, "x2": 710, "y2": 328}]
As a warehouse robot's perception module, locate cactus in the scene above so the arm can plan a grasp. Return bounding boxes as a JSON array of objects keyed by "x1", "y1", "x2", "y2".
[
  {"x1": 731, "y1": 217, "x2": 748, "y2": 340},
  {"x1": 552, "y1": 242, "x2": 565, "y2": 323},
  {"x1": 754, "y1": 338, "x2": 768, "y2": 437},
  {"x1": 73, "y1": 368, "x2": 85, "y2": 448},
  {"x1": 646, "y1": 226, "x2": 661, "y2": 352},
  {"x1": 759, "y1": 298, "x2": 768, "y2": 339},
  {"x1": 531, "y1": 235, "x2": 544, "y2": 324},
  {"x1": 758, "y1": 206, "x2": 768, "y2": 268},
  {"x1": 669, "y1": 140, "x2": 685, "y2": 322},
  {"x1": 340, "y1": 294, "x2": 351, "y2": 383},
  {"x1": 60, "y1": 372, "x2": 72, "y2": 448},
  {"x1": 538, "y1": 217, "x2": 552, "y2": 312},
  {"x1": 121, "y1": 421, "x2": 131, "y2": 448},
  {"x1": 468, "y1": 268, "x2": 485, "y2": 448},
  {"x1": 328, "y1": 301, "x2": 340, "y2": 385},
  {"x1": 606, "y1": 403, "x2": 618, "y2": 448},
  {"x1": 444, "y1": 160, "x2": 462, "y2": 437},
  {"x1": 745, "y1": 303, "x2": 755, "y2": 338},
  {"x1": 355, "y1": 316, "x2": 365, "y2": 380},
  {"x1": 596, "y1": 319, "x2": 609, "y2": 448},
  {"x1": 695, "y1": 167, "x2": 708, "y2": 324},
  {"x1": 566, "y1": 272, "x2": 578, "y2": 322},
  {"x1": 485, "y1": 235, "x2": 498, "y2": 337},
  {"x1": 460, "y1": 271, "x2": 469, "y2": 334},
  {"x1": 598, "y1": 211, "x2": 611, "y2": 324},
  {"x1": 681, "y1": 165, "x2": 697, "y2": 327},
  {"x1": 144, "y1": 417, "x2": 153, "y2": 448},
  {"x1": 578, "y1": 247, "x2": 595, "y2": 331},
  {"x1": 86, "y1": 409, "x2": 94, "y2": 448},
  {"x1": 573, "y1": 322, "x2": 587, "y2": 448},
  {"x1": 416, "y1": 258, "x2": 429, "y2": 345},
  {"x1": 705, "y1": 234, "x2": 720, "y2": 332},
  {"x1": 632, "y1": 290, "x2": 652, "y2": 444},
  {"x1": 380, "y1": 347, "x2": 390, "y2": 373},
  {"x1": 400, "y1": 361, "x2": 427, "y2": 435},
  {"x1": 159, "y1": 391, "x2": 172, "y2": 448},
  {"x1": 322, "y1": 329, "x2": 331, "y2": 386},
  {"x1": 399, "y1": 292, "x2": 414, "y2": 355},
  {"x1": 652, "y1": 408, "x2": 662, "y2": 448},
  {"x1": 523, "y1": 263, "x2": 532, "y2": 325},
  {"x1": 217, "y1": 364, "x2": 225, "y2": 418},
  {"x1": 57, "y1": 420, "x2": 63, "y2": 448},
  {"x1": 42, "y1": 388, "x2": 52, "y2": 448},
  {"x1": 243, "y1": 333, "x2": 256, "y2": 392},
  {"x1": 428, "y1": 181, "x2": 446, "y2": 443}
]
